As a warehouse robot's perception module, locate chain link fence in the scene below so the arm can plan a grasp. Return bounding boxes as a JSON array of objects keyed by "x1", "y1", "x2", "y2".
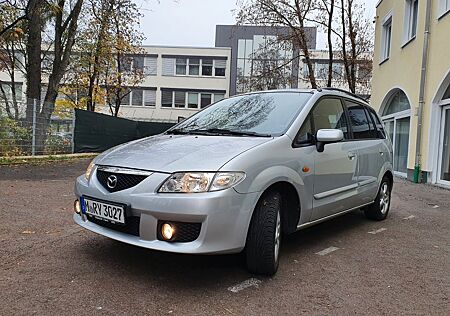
[{"x1": 0, "y1": 98, "x2": 75, "y2": 157}]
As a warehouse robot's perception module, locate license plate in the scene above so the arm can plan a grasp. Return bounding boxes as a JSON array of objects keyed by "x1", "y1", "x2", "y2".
[{"x1": 81, "y1": 197, "x2": 126, "y2": 224}]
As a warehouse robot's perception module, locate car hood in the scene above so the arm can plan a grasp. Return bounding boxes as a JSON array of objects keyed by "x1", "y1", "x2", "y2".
[{"x1": 94, "y1": 134, "x2": 273, "y2": 173}]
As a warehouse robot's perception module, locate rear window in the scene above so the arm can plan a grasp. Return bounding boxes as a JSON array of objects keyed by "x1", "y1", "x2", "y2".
[{"x1": 345, "y1": 100, "x2": 377, "y2": 139}]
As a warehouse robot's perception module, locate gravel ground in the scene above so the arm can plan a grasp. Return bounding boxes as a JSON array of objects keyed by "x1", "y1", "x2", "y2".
[{"x1": 0, "y1": 159, "x2": 449, "y2": 315}]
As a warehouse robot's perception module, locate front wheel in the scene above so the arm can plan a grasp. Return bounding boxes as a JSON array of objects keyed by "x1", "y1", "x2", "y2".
[
  {"x1": 364, "y1": 176, "x2": 392, "y2": 221},
  {"x1": 245, "y1": 191, "x2": 282, "y2": 276}
]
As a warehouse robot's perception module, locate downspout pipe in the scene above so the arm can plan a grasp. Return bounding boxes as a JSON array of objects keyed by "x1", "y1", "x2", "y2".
[{"x1": 414, "y1": 0, "x2": 433, "y2": 183}]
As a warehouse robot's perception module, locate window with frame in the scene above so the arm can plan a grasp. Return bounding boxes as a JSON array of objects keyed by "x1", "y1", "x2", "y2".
[
  {"x1": 214, "y1": 59, "x2": 226, "y2": 76},
  {"x1": 161, "y1": 90, "x2": 173, "y2": 107},
  {"x1": 381, "y1": 14, "x2": 393, "y2": 62},
  {"x1": 316, "y1": 62, "x2": 329, "y2": 80},
  {"x1": 188, "y1": 92, "x2": 199, "y2": 108},
  {"x1": 131, "y1": 89, "x2": 143, "y2": 106},
  {"x1": 296, "y1": 98, "x2": 349, "y2": 144},
  {"x1": 174, "y1": 91, "x2": 186, "y2": 108},
  {"x1": 404, "y1": 0, "x2": 418, "y2": 43},
  {"x1": 144, "y1": 89, "x2": 156, "y2": 106},
  {"x1": 144, "y1": 56, "x2": 157, "y2": 75},
  {"x1": 345, "y1": 101, "x2": 378, "y2": 139},
  {"x1": 176, "y1": 58, "x2": 187, "y2": 75},
  {"x1": 202, "y1": 59, "x2": 213, "y2": 76},
  {"x1": 188, "y1": 58, "x2": 200, "y2": 75},
  {"x1": 201, "y1": 93, "x2": 212, "y2": 108},
  {"x1": 367, "y1": 107, "x2": 386, "y2": 139}
]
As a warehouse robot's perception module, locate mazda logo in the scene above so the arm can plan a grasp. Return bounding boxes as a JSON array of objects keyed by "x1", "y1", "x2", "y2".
[{"x1": 107, "y1": 175, "x2": 118, "y2": 189}]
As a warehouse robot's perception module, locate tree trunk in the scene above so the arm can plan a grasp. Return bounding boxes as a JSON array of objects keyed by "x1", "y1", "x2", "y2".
[{"x1": 327, "y1": 0, "x2": 334, "y2": 87}]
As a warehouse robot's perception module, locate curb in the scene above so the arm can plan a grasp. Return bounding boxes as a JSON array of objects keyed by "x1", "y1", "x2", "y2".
[{"x1": 0, "y1": 153, "x2": 98, "y2": 165}]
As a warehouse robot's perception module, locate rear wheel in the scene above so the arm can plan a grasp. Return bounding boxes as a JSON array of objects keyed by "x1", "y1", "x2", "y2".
[
  {"x1": 364, "y1": 176, "x2": 392, "y2": 221},
  {"x1": 245, "y1": 191, "x2": 281, "y2": 276}
]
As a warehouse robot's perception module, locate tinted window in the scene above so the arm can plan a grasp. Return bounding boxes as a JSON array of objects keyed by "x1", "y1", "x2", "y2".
[
  {"x1": 174, "y1": 92, "x2": 312, "y2": 136},
  {"x1": 295, "y1": 98, "x2": 349, "y2": 144},
  {"x1": 367, "y1": 107, "x2": 386, "y2": 139},
  {"x1": 346, "y1": 101, "x2": 376, "y2": 139}
]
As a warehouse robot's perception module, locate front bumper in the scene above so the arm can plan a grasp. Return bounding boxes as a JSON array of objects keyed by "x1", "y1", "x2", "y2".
[{"x1": 74, "y1": 171, "x2": 259, "y2": 254}]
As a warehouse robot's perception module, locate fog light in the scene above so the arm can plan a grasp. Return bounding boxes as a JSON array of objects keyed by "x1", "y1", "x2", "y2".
[
  {"x1": 161, "y1": 223, "x2": 175, "y2": 240},
  {"x1": 74, "y1": 199, "x2": 81, "y2": 214}
]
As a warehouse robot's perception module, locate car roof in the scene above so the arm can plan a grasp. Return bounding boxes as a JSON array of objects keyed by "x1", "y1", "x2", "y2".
[{"x1": 236, "y1": 88, "x2": 370, "y2": 106}]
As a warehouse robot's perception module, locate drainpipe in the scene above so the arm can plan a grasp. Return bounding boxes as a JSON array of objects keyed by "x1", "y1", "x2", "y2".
[{"x1": 414, "y1": 0, "x2": 432, "y2": 183}]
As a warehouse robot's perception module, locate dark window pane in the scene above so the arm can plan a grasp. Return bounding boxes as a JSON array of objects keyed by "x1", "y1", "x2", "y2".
[
  {"x1": 346, "y1": 101, "x2": 373, "y2": 139},
  {"x1": 120, "y1": 92, "x2": 130, "y2": 105},
  {"x1": 133, "y1": 56, "x2": 144, "y2": 71},
  {"x1": 161, "y1": 90, "x2": 173, "y2": 107},
  {"x1": 202, "y1": 59, "x2": 213, "y2": 76},
  {"x1": 174, "y1": 91, "x2": 186, "y2": 108},
  {"x1": 215, "y1": 67, "x2": 225, "y2": 76},
  {"x1": 368, "y1": 107, "x2": 386, "y2": 138},
  {"x1": 176, "y1": 58, "x2": 187, "y2": 75},
  {"x1": 189, "y1": 58, "x2": 200, "y2": 75},
  {"x1": 200, "y1": 93, "x2": 211, "y2": 108},
  {"x1": 296, "y1": 114, "x2": 313, "y2": 144},
  {"x1": 131, "y1": 89, "x2": 143, "y2": 106}
]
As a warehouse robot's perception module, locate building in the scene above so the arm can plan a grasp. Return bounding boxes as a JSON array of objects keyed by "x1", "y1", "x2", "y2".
[
  {"x1": 371, "y1": 0, "x2": 450, "y2": 187},
  {"x1": 215, "y1": 25, "x2": 317, "y2": 95},
  {"x1": 1, "y1": 45, "x2": 231, "y2": 123},
  {"x1": 103, "y1": 45, "x2": 231, "y2": 122}
]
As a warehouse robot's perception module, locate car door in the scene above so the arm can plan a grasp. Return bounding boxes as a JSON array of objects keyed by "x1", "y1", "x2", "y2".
[
  {"x1": 344, "y1": 100, "x2": 385, "y2": 204},
  {"x1": 304, "y1": 97, "x2": 361, "y2": 221}
]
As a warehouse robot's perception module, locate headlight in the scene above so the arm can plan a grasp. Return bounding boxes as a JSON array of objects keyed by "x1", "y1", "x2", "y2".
[
  {"x1": 158, "y1": 172, "x2": 245, "y2": 193},
  {"x1": 85, "y1": 160, "x2": 95, "y2": 180}
]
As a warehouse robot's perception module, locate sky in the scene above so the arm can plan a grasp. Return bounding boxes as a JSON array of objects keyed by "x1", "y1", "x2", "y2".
[{"x1": 138, "y1": 0, "x2": 379, "y2": 49}]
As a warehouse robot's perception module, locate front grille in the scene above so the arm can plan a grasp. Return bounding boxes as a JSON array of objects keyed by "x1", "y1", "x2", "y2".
[
  {"x1": 157, "y1": 221, "x2": 202, "y2": 242},
  {"x1": 96, "y1": 169, "x2": 148, "y2": 193},
  {"x1": 87, "y1": 215, "x2": 140, "y2": 237}
]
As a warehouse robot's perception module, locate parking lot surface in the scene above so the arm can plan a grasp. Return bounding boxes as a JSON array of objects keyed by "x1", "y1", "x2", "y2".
[{"x1": 1, "y1": 159, "x2": 449, "y2": 315}]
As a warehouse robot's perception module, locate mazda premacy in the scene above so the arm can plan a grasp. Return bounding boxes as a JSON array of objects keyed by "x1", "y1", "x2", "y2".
[{"x1": 74, "y1": 88, "x2": 393, "y2": 275}]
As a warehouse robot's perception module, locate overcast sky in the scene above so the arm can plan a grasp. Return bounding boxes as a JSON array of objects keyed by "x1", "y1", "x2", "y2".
[{"x1": 138, "y1": 0, "x2": 379, "y2": 49}]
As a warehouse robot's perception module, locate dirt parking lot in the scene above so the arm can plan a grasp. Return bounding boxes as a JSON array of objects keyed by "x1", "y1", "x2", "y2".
[{"x1": 0, "y1": 159, "x2": 449, "y2": 315}]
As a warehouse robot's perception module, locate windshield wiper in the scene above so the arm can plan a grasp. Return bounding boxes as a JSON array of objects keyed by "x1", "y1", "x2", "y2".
[
  {"x1": 165, "y1": 129, "x2": 192, "y2": 135},
  {"x1": 188, "y1": 128, "x2": 272, "y2": 137}
]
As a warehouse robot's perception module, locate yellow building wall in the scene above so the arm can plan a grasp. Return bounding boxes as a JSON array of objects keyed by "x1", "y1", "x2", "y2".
[{"x1": 371, "y1": 0, "x2": 450, "y2": 175}]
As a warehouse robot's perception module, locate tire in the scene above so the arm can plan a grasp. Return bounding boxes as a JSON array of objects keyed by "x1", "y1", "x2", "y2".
[
  {"x1": 364, "y1": 176, "x2": 392, "y2": 221},
  {"x1": 245, "y1": 191, "x2": 282, "y2": 276}
]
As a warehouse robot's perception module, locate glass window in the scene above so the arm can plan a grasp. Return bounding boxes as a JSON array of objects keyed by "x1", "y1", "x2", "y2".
[
  {"x1": 367, "y1": 107, "x2": 386, "y2": 138},
  {"x1": 381, "y1": 15, "x2": 392, "y2": 61},
  {"x1": 312, "y1": 98, "x2": 349, "y2": 139},
  {"x1": 443, "y1": 83, "x2": 450, "y2": 100},
  {"x1": 245, "y1": 39, "x2": 253, "y2": 58},
  {"x1": 405, "y1": 0, "x2": 419, "y2": 41},
  {"x1": 161, "y1": 90, "x2": 173, "y2": 107},
  {"x1": 214, "y1": 59, "x2": 226, "y2": 76},
  {"x1": 394, "y1": 117, "x2": 410, "y2": 173},
  {"x1": 316, "y1": 62, "x2": 328, "y2": 80},
  {"x1": 238, "y1": 39, "x2": 246, "y2": 58},
  {"x1": 214, "y1": 93, "x2": 225, "y2": 103},
  {"x1": 237, "y1": 59, "x2": 245, "y2": 77},
  {"x1": 200, "y1": 93, "x2": 212, "y2": 108},
  {"x1": 296, "y1": 114, "x2": 313, "y2": 144},
  {"x1": 133, "y1": 56, "x2": 144, "y2": 71},
  {"x1": 383, "y1": 90, "x2": 411, "y2": 116},
  {"x1": 174, "y1": 91, "x2": 186, "y2": 108},
  {"x1": 188, "y1": 58, "x2": 200, "y2": 75},
  {"x1": 346, "y1": 101, "x2": 375, "y2": 139},
  {"x1": 120, "y1": 91, "x2": 130, "y2": 106},
  {"x1": 188, "y1": 92, "x2": 199, "y2": 108},
  {"x1": 202, "y1": 59, "x2": 213, "y2": 76},
  {"x1": 174, "y1": 92, "x2": 312, "y2": 136},
  {"x1": 176, "y1": 58, "x2": 187, "y2": 75},
  {"x1": 131, "y1": 89, "x2": 143, "y2": 106},
  {"x1": 332, "y1": 63, "x2": 343, "y2": 79},
  {"x1": 144, "y1": 56, "x2": 157, "y2": 75},
  {"x1": 144, "y1": 89, "x2": 156, "y2": 106},
  {"x1": 440, "y1": 108, "x2": 450, "y2": 181}
]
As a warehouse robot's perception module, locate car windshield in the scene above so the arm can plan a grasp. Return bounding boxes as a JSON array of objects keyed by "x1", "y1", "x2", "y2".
[{"x1": 168, "y1": 92, "x2": 312, "y2": 137}]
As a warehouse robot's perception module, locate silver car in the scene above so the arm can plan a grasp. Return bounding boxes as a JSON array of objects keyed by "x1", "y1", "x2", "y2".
[{"x1": 74, "y1": 88, "x2": 393, "y2": 275}]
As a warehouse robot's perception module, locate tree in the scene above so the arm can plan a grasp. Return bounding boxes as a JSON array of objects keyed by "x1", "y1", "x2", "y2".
[
  {"x1": 0, "y1": 3, "x2": 27, "y2": 120},
  {"x1": 69, "y1": 0, "x2": 145, "y2": 116}
]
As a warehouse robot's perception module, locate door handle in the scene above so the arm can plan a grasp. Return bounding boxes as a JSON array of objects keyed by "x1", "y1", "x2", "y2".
[{"x1": 348, "y1": 152, "x2": 356, "y2": 160}]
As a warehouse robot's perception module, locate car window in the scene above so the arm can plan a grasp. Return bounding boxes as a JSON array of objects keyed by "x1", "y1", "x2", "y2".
[
  {"x1": 345, "y1": 100, "x2": 377, "y2": 139},
  {"x1": 367, "y1": 107, "x2": 386, "y2": 139},
  {"x1": 295, "y1": 98, "x2": 349, "y2": 144},
  {"x1": 173, "y1": 92, "x2": 312, "y2": 136}
]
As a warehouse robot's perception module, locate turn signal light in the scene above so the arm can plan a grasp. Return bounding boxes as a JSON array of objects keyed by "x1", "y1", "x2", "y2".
[
  {"x1": 161, "y1": 223, "x2": 175, "y2": 240},
  {"x1": 74, "y1": 199, "x2": 81, "y2": 214}
]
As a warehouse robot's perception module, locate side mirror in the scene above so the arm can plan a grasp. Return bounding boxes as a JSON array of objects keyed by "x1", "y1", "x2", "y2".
[{"x1": 316, "y1": 129, "x2": 344, "y2": 152}]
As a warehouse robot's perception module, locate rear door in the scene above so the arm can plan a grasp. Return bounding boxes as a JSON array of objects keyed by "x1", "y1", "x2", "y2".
[{"x1": 344, "y1": 100, "x2": 385, "y2": 204}]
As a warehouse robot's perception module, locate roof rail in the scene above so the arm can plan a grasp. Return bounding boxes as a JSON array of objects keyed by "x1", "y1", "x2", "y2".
[{"x1": 320, "y1": 87, "x2": 369, "y2": 103}]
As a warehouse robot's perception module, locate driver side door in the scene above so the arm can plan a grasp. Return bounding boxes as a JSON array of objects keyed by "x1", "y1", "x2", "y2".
[{"x1": 299, "y1": 97, "x2": 360, "y2": 221}]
